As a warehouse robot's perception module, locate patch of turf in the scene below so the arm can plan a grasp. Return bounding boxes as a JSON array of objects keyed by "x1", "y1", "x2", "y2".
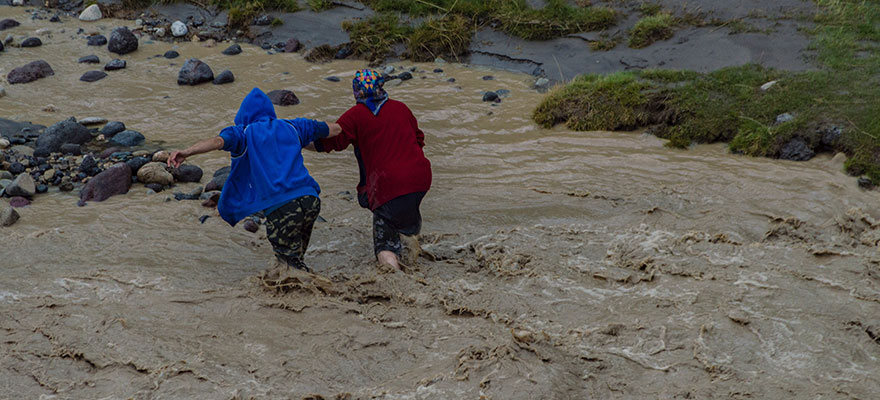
[
  {"x1": 360, "y1": 0, "x2": 615, "y2": 41},
  {"x1": 342, "y1": 13, "x2": 413, "y2": 65},
  {"x1": 407, "y1": 14, "x2": 472, "y2": 61},
  {"x1": 628, "y1": 13, "x2": 675, "y2": 48},
  {"x1": 306, "y1": 0, "x2": 334, "y2": 11},
  {"x1": 534, "y1": 0, "x2": 880, "y2": 182}
]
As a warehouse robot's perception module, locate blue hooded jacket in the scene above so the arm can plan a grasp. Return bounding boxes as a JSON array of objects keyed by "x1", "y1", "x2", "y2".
[{"x1": 216, "y1": 88, "x2": 329, "y2": 225}]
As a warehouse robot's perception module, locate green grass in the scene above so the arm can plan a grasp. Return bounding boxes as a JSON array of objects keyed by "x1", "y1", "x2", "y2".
[
  {"x1": 306, "y1": 0, "x2": 334, "y2": 11},
  {"x1": 534, "y1": 0, "x2": 880, "y2": 182},
  {"x1": 628, "y1": 13, "x2": 675, "y2": 48},
  {"x1": 360, "y1": 0, "x2": 615, "y2": 40},
  {"x1": 639, "y1": 2, "x2": 662, "y2": 16},
  {"x1": 407, "y1": 15, "x2": 472, "y2": 61},
  {"x1": 342, "y1": 13, "x2": 413, "y2": 65}
]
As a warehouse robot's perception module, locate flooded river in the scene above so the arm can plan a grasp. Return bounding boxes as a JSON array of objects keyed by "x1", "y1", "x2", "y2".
[{"x1": 2, "y1": 8, "x2": 879, "y2": 399}]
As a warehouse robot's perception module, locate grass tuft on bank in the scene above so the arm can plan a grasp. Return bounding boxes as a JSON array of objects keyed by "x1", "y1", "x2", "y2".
[
  {"x1": 534, "y1": 0, "x2": 880, "y2": 182},
  {"x1": 628, "y1": 13, "x2": 675, "y2": 48}
]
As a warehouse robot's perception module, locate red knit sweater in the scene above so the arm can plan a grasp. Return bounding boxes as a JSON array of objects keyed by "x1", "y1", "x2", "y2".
[{"x1": 316, "y1": 100, "x2": 432, "y2": 210}]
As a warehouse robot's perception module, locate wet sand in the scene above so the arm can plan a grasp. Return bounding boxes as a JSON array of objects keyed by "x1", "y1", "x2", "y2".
[{"x1": 2, "y1": 10, "x2": 880, "y2": 399}]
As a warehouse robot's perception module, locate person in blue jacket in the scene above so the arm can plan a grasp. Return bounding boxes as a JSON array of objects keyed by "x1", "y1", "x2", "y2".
[{"x1": 168, "y1": 88, "x2": 341, "y2": 271}]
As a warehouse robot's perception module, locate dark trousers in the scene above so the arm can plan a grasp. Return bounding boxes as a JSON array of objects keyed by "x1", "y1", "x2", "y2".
[
  {"x1": 265, "y1": 195, "x2": 321, "y2": 271},
  {"x1": 373, "y1": 192, "x2": 426, "y2": 256}
]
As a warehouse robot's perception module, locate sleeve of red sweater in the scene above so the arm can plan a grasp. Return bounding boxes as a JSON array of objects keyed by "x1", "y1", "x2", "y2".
[
  {"x1": 404, "y1": 103, "x2": 425, "y2": 148},
  {"x1": 315, "y1": 107, "x2": 357, "y2": 152}
]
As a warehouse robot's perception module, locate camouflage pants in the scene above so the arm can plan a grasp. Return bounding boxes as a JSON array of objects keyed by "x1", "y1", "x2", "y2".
[{"x1": 265, "y1": 195, "x2": 321, "y2": 271}]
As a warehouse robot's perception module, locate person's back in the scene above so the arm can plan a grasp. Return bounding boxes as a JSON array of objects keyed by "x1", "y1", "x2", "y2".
[
  {"x1": 324, "y1": 98, "x2": 431, "y2": 210},
  {"x1": 314, "y1": 69, "x2": 432, "y2": 269},
  {"x1": 168, "y1": 87, "x2": 342, "y2": 271}
]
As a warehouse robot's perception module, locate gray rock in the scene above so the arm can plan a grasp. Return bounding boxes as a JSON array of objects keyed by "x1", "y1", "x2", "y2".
[
  {"x1": 482, "y1": 91, "x2": 500, "y2": 102},
  {"x1": 79, "y1": 117, "x2": 107, "y2": 125},
  {"x1": 35, "y1": 117, "x2": 90, "y2": 156},
  {"x1": 108, "y1": 27, "x2": 138, "y2": 55},
  {"x1": 7, "y1": 60, "x2": 54, "y2": 84},
  {"x1": 109, "y1": 130, "x2": 145, "y2": 147},
  {"x1": 87, "y1": 34, "x2": 107, "y2": 46},
  {"x1": 137, "y1": 162, "x2": 173, "y2": 185},
  {"x1": 171, "y1": 20, "x2": 188, "y2": 37},
  {"x1": 20, "y1": 37, "x2": 41, "y2": 47},
  {"x1": 172, "y1": 164, "x2": 203, "y2": 183},
  {"x1": 820, "y1": 126, "x2": 842, "y2": 148},
  {"x1": 177, "y1": 58, "x2": 214, "y2": 85},
  {"x1": 212, "y1": 69, "x2": 234, "y2": 85},
  {"x1": 778, "y1": 137, "x2": 815, "y2": 161},
  {"x1": 858, "y1": 176, "x2": 874, "y2": 190},
  {"x1": 0, "y1": 19, "x2": 20, "y2": 31},
  {"x1": 0, "y1": 204, "x2": 19, "y2": 227},
  {"x1": 80, "y1": 70, "x2": 107, "y2": 82},
  {"x1": 205, "y1": 173, "x2": 228, "y2": 191},
  {"x1": 0, "y1": 171, "x2": 11, "y2": 180},
  {"x1": 267, "y1": 90, "x2": 299, "y2": 106},
  {"x1": 164, "y1": 50, "x2": 179, "y2": 59},
  {"x1": 104, "y1": 59, "x2": 126, "y2": 71},
  {"x1": 100, "y1": 121, "x2": 125, "y2": 138},
  {"x1": 125, "y1": 156, "x2": 150, "y2": 174},
  {"x1": 78, "y1": 4, "x2": 102, "y2": 21},
  {"x1": 397, "y1": 71, "x2": 413, "y2": 81},
  {"x1": 760, "y1": 80, "x2": 777, "y2": 91},
  {"x1": 78, "y1": 162, "x2": 132, "y2": 205},
  {"x1": 6, "y1": 173, "x2": 35, "y2": 198},
  {"x1": 776, "y1": 113, "x2": 794, "y2": 124},
  {"x1": 213, "y1": 166, "x2": 231, "y2": 177},
  {"x1": 60, "y1": 143, "x2": 82, "y2": 155},
  {"x1": 383, "y1": 66, "x2": 395, "y2": 74},
  {"x1": 222, "y1": 43, "x2": 241, "y2": 55}
]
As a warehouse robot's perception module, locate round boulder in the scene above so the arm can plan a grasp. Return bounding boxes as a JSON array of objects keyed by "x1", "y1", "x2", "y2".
[
  {"x1": 171, "y1": 20, "x2": 188, "y2": 37},
  {"x1": 87, "y1": 34, "x2": 107, "y2": 46},
  {"x1": 104, "y1": 59, "x2": 126, "y2": 71},
  {"x1": 20, "y1": 37, "x2": 42, "y2": 48},
  {"x1": 100, "y1": 121, "x2": 126, "y2": 138},
  {"x1": 222, "y1": 43, "x2": 241, "y2": 55},
  {"x1": 212, "y1": 69, "x2": 234, "y2": 85},
  {"x1": 108, "y1": 27, "x2": 138, "y2": 55},
  {"x1": 78, "y1": 163, "x2": 132, "y2": 205},
  {"x1": 0, "y1": 19, "x2": 20, "y2": 31},
  {"x1": 0, "y1": 204, "x2": 19, "y2": 227},
  {"x1": 78, "y1": 4, "x2": 102, "y2": 22},
  {"x1": 35, "y1": 117, "x2": 90, "y2": 156},
  {"x1": 80, "y1": 70, "x2": 108, "y2": 82},
  {"x1": 109, "y1": 130, "x2": 145, "y2": 147},
  {"x1": 267, "y1": 90, "x2": 299, "y2": 106},
  {"x1": 5, "y1": 173, "x2": 35, "y2": 198},
  {"x1": 7, "y1": 60, "x2": 54, "y2": 85},
  {"x1": 164, "y1": 50, "x2": 179, "y2": 59},
  {"x1": 78, "y1": 55, "x2": 100, "y2": 64},
  {"x1": 172, "y1": 164, "x2": 203, "y2": 183},
  {"x1": 137, "y1": 162, "x2": 174, "y2": 186},
  {"x1": 177, "y1": 58, "x2": 214, "y2": 85}
]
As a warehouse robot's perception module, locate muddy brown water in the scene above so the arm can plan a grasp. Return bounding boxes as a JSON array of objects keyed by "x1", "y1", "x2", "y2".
[{"x1": 2, "y1": 9, "x2": 880, "y2": 399}]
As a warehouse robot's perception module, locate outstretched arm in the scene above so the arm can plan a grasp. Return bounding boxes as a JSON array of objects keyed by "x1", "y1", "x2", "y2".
[
  {"x1": 304, "y1": 122, "x2": 342, "y2": 152},
  {"x1": 167, "y1": 136, "x2": 225, "y2": 168}
]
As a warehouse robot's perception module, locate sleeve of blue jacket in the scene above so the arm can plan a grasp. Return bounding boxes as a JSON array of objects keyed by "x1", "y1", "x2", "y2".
[
  {"x1": 284, "y1": 118, "x2": 329, "y2": 147},
  {"x1": 218, "y1": 126, "x2": 246, "y2": 157}
]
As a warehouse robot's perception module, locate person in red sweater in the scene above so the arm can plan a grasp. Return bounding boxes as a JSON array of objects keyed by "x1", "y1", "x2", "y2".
[{"x1": 313, "y1": 69, "x2": 432, "y2": 269}]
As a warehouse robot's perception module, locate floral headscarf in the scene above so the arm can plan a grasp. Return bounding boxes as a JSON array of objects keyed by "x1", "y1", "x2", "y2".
[{"x1": 352, "y1": 69, "x2": 388, "y2": 116}]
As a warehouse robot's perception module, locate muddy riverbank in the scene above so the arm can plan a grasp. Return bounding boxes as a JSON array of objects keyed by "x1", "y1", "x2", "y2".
[{"x1": 2, "y1": 8, "x2": 880, "y2": 399}]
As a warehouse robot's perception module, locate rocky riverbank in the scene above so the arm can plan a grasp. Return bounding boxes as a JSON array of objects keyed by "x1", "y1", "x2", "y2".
[
  {"x1": 3, "y1": 0, "x2": 816, "y2": 80},
  {"x1": 0, "y1": 116, "x2": 231, "y2": 226}
]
